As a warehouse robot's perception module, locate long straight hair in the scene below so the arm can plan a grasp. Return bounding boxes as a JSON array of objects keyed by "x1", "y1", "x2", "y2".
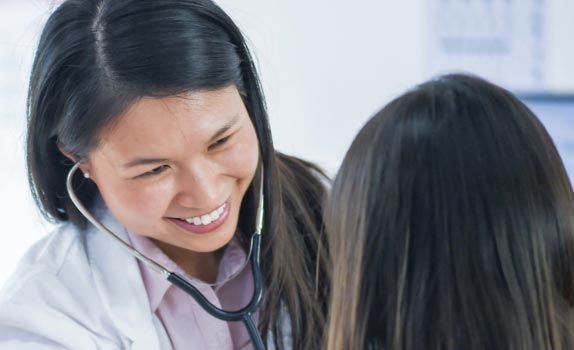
[
  {"x1": 26, "y1": 1, "x2": 328, "y2": 348},
  {"x1": 327, "y1": 74, "x2": 574, "y2": 349}
]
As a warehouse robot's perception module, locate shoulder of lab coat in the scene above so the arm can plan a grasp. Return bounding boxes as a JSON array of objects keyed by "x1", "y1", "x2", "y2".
[{"x1": 0, "y1": 204, "x2": 171, "y2": 350}]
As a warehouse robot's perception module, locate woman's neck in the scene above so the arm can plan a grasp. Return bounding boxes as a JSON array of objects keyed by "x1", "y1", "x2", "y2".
[{"x1": 153, "y1": 239, "x2": 225, "y2": 284}]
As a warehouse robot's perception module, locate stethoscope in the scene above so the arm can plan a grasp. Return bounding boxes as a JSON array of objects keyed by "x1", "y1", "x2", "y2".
[{"x1": 66, "y1": 162, "x2": 266, "y2": 349}]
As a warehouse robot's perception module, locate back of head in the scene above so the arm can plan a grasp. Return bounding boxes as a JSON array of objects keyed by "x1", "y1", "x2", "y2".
[{"x1": 327, "y1": 74, "x2": 574, "y2": 350}]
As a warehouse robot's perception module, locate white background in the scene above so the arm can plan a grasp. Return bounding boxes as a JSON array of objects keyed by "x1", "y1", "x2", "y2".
[{"x1": 1, "y1": 0, "x2": 573, "y2": 286}]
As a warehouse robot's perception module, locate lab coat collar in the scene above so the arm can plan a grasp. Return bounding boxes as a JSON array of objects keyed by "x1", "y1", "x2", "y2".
[{"x1": 84, "y1": 199, "x2": 165, "y2": 349}]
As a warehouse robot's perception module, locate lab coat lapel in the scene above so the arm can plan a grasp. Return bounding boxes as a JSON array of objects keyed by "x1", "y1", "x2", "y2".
[{"x1": 85, "y1": 205, "x2": 169, "y2": 349}]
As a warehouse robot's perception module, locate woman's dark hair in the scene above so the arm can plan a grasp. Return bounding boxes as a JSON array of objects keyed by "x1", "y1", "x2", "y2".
[
  {"x1": 326, "y1": 74, "x2": 574, "y2": 350},
  {"x1": 27, "y1": 0, "x2": 328, "y2": 348}
]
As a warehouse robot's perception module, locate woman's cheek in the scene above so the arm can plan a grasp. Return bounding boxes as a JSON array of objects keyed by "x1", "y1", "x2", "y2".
[
  {"x1": 222, "y1": 138, "x2": 259, "y2": 178},
  {"x1": 105, "y1": 180, "x2": 173, "y2": 226}
]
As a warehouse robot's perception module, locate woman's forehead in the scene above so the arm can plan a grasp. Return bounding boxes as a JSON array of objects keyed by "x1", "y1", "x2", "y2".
[{"x1": 95, "y1": 86, "x2": 246, "y2": 158}]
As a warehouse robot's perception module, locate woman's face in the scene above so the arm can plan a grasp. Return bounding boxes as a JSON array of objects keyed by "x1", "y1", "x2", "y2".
[{"x1": 82, "y1": 85, "x2": 259, "y2": 256}]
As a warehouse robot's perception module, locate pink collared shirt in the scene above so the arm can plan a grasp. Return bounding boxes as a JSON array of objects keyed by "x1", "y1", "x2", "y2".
[{"x1": 127, "y1": 231, "x2": 258, "y2": 349}]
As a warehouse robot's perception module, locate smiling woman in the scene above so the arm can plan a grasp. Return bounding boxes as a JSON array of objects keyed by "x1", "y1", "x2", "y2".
[
  {"x1": 0, "y1": 0, "x2": 329, "y2": 349},
  {"x1": 65, "y1": 87, "x2": 260, "y2": 281}
]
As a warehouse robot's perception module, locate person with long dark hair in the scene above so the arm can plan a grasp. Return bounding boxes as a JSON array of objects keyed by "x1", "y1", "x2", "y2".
[
  {"x1": 326, "y1": 74, "x2": 574, "y2": 350},
  {"x1": 0, "y1": 1, "x2": 328, "y2": 349}
]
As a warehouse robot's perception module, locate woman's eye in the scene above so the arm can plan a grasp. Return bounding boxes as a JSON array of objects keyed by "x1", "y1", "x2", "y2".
[
  {"x1": 137, "y1": 165, "x2": 169, "y2": 178},
  {"x1": 209, "y1": 136, "x2": 231, "y2": 151}
]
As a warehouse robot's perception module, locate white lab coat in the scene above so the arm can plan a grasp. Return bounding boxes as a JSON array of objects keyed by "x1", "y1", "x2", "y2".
[
  {"x1": 0, "y1": 201, "x2": 290, "y2": 349},
  {"x1": 0, "y1": 200, "x2": 291, "y2": 350},
  {"x1": 0, "y1": 205, "x2": 291, "y2": 350},
  {"x1": 0, "y1": 202, "x2": 174, "y2": 349}
]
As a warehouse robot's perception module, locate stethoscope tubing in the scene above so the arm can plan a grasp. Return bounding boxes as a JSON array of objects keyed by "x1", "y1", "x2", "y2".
[
  {"x1": 166, "y1": 233, "x2": 264, "y2": 349},
  {"x1": 65, "y1": 162, "x2": 266, "y2": 349}
]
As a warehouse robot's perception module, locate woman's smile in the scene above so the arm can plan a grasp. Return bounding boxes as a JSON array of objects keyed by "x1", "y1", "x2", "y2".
[{"x1": 169, "y1": 197, "x2": 231, "y2": 234}]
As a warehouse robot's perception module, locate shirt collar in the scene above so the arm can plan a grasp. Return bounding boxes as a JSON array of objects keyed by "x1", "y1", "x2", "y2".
[{"x1": 126, "y1": 231, "x2": 249, "y2": 312}]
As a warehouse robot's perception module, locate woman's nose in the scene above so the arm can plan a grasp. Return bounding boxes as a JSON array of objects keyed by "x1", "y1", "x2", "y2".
[{"x1": 174, "y1": 161, "x2": 224, "y2": 209}]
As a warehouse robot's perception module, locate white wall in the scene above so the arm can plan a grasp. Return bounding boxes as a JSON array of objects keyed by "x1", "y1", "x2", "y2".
[
  {"x1": 217, "y1": 0, "x2": 425, "y2": 173},
  {"x1": 547, "y1": 0, "x2": 574, "y2": 91},
  {"x1": 0, "y1": 1, "x2": 56, "y2": 286},
  {"x1": 0, "y1": 0, "x2": 572, "y2": 286}
]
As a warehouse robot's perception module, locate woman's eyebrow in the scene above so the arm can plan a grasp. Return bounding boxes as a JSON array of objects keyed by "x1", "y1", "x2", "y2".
[
  {"x1": 121, "y1": 158, "x2": 170, "y2": 169},
  {"x1": 120, "y1": 114, "x2": 241, "y2": 169},
  {"x1": 208, "y1": 114, "x2": 240, "y2": 143}
]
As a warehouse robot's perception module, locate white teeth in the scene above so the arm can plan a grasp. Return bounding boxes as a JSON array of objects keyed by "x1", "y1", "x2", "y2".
[
  {"x1": 182, "y1": 202, "x2": 227, "y2": 226},
  {"x1": 201, "y1": 214, "x2": 212, "y2": 225}
]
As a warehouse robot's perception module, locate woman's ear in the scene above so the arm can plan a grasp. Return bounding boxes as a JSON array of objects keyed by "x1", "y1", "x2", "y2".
[{"x1": 57, "y1": 145, "x2": 91, "y2": 177}]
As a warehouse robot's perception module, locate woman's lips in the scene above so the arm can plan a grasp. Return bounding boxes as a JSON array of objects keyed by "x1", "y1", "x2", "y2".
[{"x1": 170, "y1": 198, "x2": 231, "y2": 234}]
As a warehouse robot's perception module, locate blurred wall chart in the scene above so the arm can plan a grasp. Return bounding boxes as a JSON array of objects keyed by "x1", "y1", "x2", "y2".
[{"x1": 424, "y1": 0, "x2": 574, "y2": 183}]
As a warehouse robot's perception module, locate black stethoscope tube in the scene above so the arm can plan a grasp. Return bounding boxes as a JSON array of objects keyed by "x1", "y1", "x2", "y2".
[
  {"x1": 167, "y1": 233, "x2": 264, "y2": 348},
  {"x1": 66, "y1": 162, "x2": 266, "y2": 350}
]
